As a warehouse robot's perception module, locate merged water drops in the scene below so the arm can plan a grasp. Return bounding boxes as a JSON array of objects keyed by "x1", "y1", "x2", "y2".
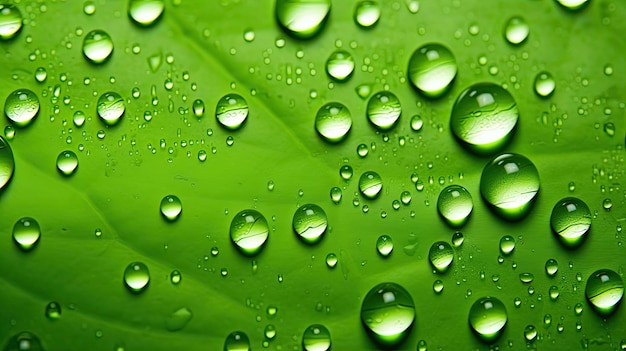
[
  {"x1": 223, "y1": 331, "x2": 250, "y2": 351},
  {"x1": 97, "y1": 91, "x2": 125, "y2": 125},
  {"x1": 0, "y1": 136, "x2": 15, "y2": 191},
  {"x1": 450, "y1": 83, "x2": 519, "y2": 154},
  {"x1": 408, "y1": 43, "x2": 457, "y2": 98},
  {"x1": 376, "y1": 235, "x2": 393, "y2": 257},
  {"x1": 82, "y1": 29, "x2": 114, "y2": 64},
  {"x1": 160, "y1": 195, "x2": 182, "y2": 221},
  {"x1": 504, "y1": 16, "x2": 529, "y2": 45},
  {"x1": 534, "y1": 71, "x2": 556, "y2": 97},
  {"x1": 354, "y1": 1, "x2": 380, "y2": 28},
  {"x1": 12, "y1": 217, "x2": 41, "y2": 251},
  {"x1": 315, "y1": 102, "x2": 352, "y2": 143},
  {"x1": 359, "y1": 171, "x2": 382, "y2": 199},
  {"x1": 215, "y1": 94, "x2": 249, "y2": 130},
  {"x1": 479, "y1": 153, "x2": 540, "y2": 220},
  {"x1": 0, "y1": 4, "x2": 23, "y2": 40},
  {"x1": 4, "y1": 89, "x2": 40, "y2": 127},
  {"x1": 429, "y1": 241, "x2": 454, "y2": 273},
  {"x1": 128, "y1": 0, "x2": 165, "y2": 26},
  {"x1": 550, "y1": 197, "x2": 591, "y2": 248},
  {"x1": 302, "y1": 324, "x2": 331, "y2": 351},
  {"x1": 360, "y1": 282, "x2": 415, "y2": 346},
  {"x1": 123, "y1": 262, "x2": 150, "y2": 293},
  {"x1": 366, "y1": 91, "x2": 401, "y2": 130},
  {"x1": 230, "y1": 209, "x2": 269, "y2": 256},
  {"x1": 555, "y1": 0, "x2": 589, "y2": 10},
  {"x1": 468, "y1": 296, "x2": 507, "y2": 342},
  {"x1": 585, "y1": 269, "x2": 624, "y2": 316},
  {"x1": 436, "y1": 185, "x2": 473, "y2": 227},
  {"x1": 56, "y1": 150, "x2": 78, "y2": 176},
  {"x1": 325, "y1": 50, "x2": 355, "y2": 82},
  {"x1": 292, "y1": 204, "x2": 328, "y2": 244},
  {"x1": 275, "y1": 0, "x2": 331, "y2": 39}
]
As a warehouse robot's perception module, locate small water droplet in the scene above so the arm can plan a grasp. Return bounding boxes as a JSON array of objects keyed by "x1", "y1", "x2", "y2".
[
  {"x1": 325, "y1": 253, "x2": 338, "y2": 268},
  {"x1": 97, "y1": 91, "x2": 125, "y2": 125},
  {"x1": 224, "y1": 331, "x2": 250, "y2": 351},
  {"x1": 326, "y1": 50, "x2": 355, "y2": 81},
  {"x1": 524, "y1": 324, "x2": 537, "y2": 343},
  {"x1": 45, "y1": 301, "x2": 62, "y2": 320},
  {"x1": 433, "y1": 280, "x2": 444, "y2": 294},
  {"x1": 376, "y1": 235, "x2": 393, "y2": 257},
  {"x1": 499, "y1": 235, "x2": 516, "y2": 255},
  {"x1": 339, "y1": 165, "x2": 353, "y2": 180},
  {"x1": 436, "y1": 185, "x2": 473, "y2": 227},
  {"x1": 165, "y1": 307, "x2": 193, "y2": 332},
  {"x1": 56, "y1": 150, "x2": 78, "y2": 176},
  {"x1": 0, "y1": 4, "x2": 23, "y2": 40},
  {"x1": 367, "y1": 91, "x2": 402, "y2": 130},
  {"x1": 330, "y1": 187, "x2": 342, "y2": 203},
  {"x1": 3, "y1": 332, "x2": 44, "y2": 351},
  {"x1": 170, "y1": 270, "x2": 182, "y2": 284},
  {"x1": 160, "y1": 195, "x2": 182, "y2": 221},
  {"x1": 128, "y1": 0, "x2": 164, "y2": 26},
  {"x1": 358, "y1": 171, "x2": 382, "y2": 199},
  {"x1": 302, "y1": 324, "x2": 331, "y2": 351},
  {"x1": 354, "y1": 1, "x2": 380, "y2": 28},
  {"x1": 429, "y1": 241, "x2": 454, "y2": 272},
  {"x1": 545, "y1": 258, "x2": 558, "y2": 276},
  {"x1": 192, "y1": 99, "x2": 205, "y2": 118},
  {"x1": 534, "y1": 71, "x2": 556, "y2": 97},
  {"x1": 504, "y1": 16, "x2": 529, "y2": 45},
  {"x1": 13, "y1": 217, "x2": 41, "y2": 251},
  {"x1": 519, "y1": 273, "x2": 534, "y2": 283}
]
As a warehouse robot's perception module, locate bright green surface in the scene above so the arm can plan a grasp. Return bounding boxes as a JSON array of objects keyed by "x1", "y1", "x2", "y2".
[{"x1": 0, "y1": 0, "x2": 625, "y2": 350}]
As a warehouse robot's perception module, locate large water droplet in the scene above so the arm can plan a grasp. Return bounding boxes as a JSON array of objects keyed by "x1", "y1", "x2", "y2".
[
  {"x1": 123, "y1": 262, "x2": 150, "y2": 293},
  {"x1": 315, "y1": 102, "x2": 352, "y2": 143},
  {"x1": 436, "y1": 185, "x2": 473, "y2": 227},
  {"x1": 97, "y1": 91, "x2": 125, "y2": 125},
  {"x1": 376, "y1": 235, "x2": 393, "y2": 257},
  {"x1": 128, "y1": 0, "x2": 164, "y2": 26},
  {"x1": 585, "y1": 269, "x2": 624, "y2": 316},
  {"x1": 223, "y1": 331, "x2": 250, "y2": 351},
  {"x1": 0, "y1": 136, "x2": 15, "y2": 191},
  {"x1": 479, "y1": 153, "x2": 540, "y2": 220},
  {"x1": 56, "y1": 150, "x2": 78, "y2": 176},
  {"x1": 354, "y1": 1, "x2": 380, "y2": 28},
  {"x1": 550, "y1": 197, "x2": 591, "y2": 248},
  {"x1": 325, "y1": 50, "x2": 355, "y2": 81},
  {"x1": 450, "y1": 83, "x2": 519, "y2": 154},
  {"x1": 360, "y1": 282, "x2": 415, "y2": 346},
  {"x1": 4, "y1": 89, "x2": 39, "y2": 127},
  {"x1": 230, "y1": 209, "x2": 269, "y2": 256},
  {"x1": 215, "y1": 94, "x2": 248, "y2": 130},
  {"x1": 555, "y1": 0, "x2": 589, "y2": 10},
  {"x1": 160, "y1": 195, "x2": 182, "y2": 221},
  {"x1": 499, "y1": 235, "x2": 516, "y2": 255},
  {"x1": 293, "y1": 204, "x2": 328, "y2": 244},
  {"x1": 366, "y1": 91, "x2": 401, "y2": 130},
  {"x1": 408, "y1": 43, "x2": 457, "y2": 98},
  {"x1": 524, "y1": 324, "x2": 537, "y2": 343},
  {"x1": 0, "y1": 4, "x2": 23, "y2": 40},
  {"x1": 504, "y1": 16, "x2": 529, "y2": 45},
  {"x1": 82, "y1": 29, "x2": 114, "y2": 64},
  {"x1": 359, "y1": 171, "x2": 382, "y2": 199},
  {"x1": 45, "y1": 301, "x2": 61, "y2": 320},
  {"x1": 13, "y1": 217, "x2": 40, "y2": 251},
  {"x1": 534, "y1": 71, "x2": 556, "y2": 97},
  {"x1": 275, "y1": 0, "x2": 331, "y2": 39},
  {"x1": 429, "y1": 241, "x2": 454, "y2": 273},
  {"x1": 302, "y1": 324, "x2": 331, "y2": 351},
  {"x1": 165, "y1": 307, "x2": 193, "y2": 332},
  {"x1": 468, "y1": 296, "x2": 507, "y2": 342},
  {"x1": 3, "y1": 331, "x2": 44, "y2": 351}
]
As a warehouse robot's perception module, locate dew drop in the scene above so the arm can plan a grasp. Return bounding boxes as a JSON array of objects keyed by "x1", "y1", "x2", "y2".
[
  {"x1": 358, "y1": 171, "x2": 382, "y2": 199},
  {"x1": 534, "y1": 71, "x2": 556, "y2": 97},
  {"x1": 3, "y1": 332, "x2": 44, "y2": 351},
  {"x1": 550, "y1": 197, "x2": 591, "y2": 248},
  {"x1": 82, "y1": 30, "x2": 113, "y2": 64},
  {"x1": 585, "y1": 269, "x2": 624, "y2": 316},
  {"x1": 330, "y1": 187, "x2": 342, "y2": 203},
  {"x1": 97, "y1": 91, "x2": 125, "y2": 125},
  {"x1": 0, "y1": 4, "x2": 23, "y2": 40},
  {"x1": 170, "y1": 270, "x2": 182, "y2": 284},
  {"x1": 192, "y1": 99, "x2": 205, "y2": 118},
  {"x1": 354, "y1": 1, "x2": 380, "y2": 28},
  {"x1": 408, "y1": 43, "x2": 457, "y2": 98},
  {"x1": 128, "y1": 0, "x2": 165, "y2": 26},
  {"x1": 230, "y1": 209, "x2": 269, "y2": 256},
  {"x1": 339, "y1": 165, "x2": 353, "y2": 180},
  {"x1": 504, "y1": 16, "x2": 529, "y2": 45},
  {"x1": 224, "y1": 331, "x2": 250, "y2": 351},
  {"x1": 159, "y1": 195, "x2": 182, "y2": 221},
  {"x1": 215, "y1": 94, "x2": 248, "y2": 130},
  {"x1": 0, "y1": 136, "x2": 15, "y2": 191},
  {"x1": 4, "y1": 89, "x2": 39, "y2": 127},
  {"x1": 524, "y1": 324, "x2": 537, "y2": 343},
  {"x1": 325, "y1": 253, "x2": 338, "y2": 268},
  {"x1": 56, "y1": 150, "x2": 78, "y2": 176},
  {"x1": 468, "y1": 296, "x2": 507, "y2": 342},
  {"x1": 302, "y1": 324, "x2": 331, "y2": 351},
  {"x1": 123, "y1": 262, "x2": 150, "y2": 293},
  {"x1": 376, "y1": 235, "x2": 393, "y2": 257},
  {"x1": 360, "y1": 282, "x2": 415, "y2": 346},
  {"x1": 275, "y1": 0, "x2": 331, "y2": 39},
  {"x1": 325, "y1": 50, "x2": 355, "y2": 82},
  {"x1": 12, "y1": 217, "x2": 40, "y2": 251},
  {"x1": 436, "y1": 185, "x2": 473, "y2": 227},
  {"x1": 499, "y1": 235, "x2": 516, "y2": 255},
  {"x1": 429, "y1": 241, "x2": 454, "y2": 272},
  {"x1": 367, "y1": 91, "x2": 401, "y2": 130},
  {"x1": 545, "y1": 258, "x2": 558, "y2": 276},
  {"x1": 293, "y1": 204, "x2": 328, "y2": 244},
  {"x1": 315, "y1": 102, "x2": 352, "y2": 143}
]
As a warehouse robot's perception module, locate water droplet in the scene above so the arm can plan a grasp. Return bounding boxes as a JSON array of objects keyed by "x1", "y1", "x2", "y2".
[
  {"x1": 128, "y1": 0, "x2": 165, "y2": 26},
  {"x1": 366, "y1": 91, "x2": 401, "y2": 130},
  {"x1": 215, "y1": 94, "x2": 248, "y2": 130},
  {"x1": 400, "y1": 191, "x2": 412, "y2": 205},
  {"x1": 315, "y1": 102, "x2": 352, "y2": 143},
  {"x1": 602, "y1": 198, "x2": 613, "y2": 211},
  {"x1": 97, "y1": 91, "x2": 125, "y2": 125},
  {"x1": 0, "y1": 4, "x2": 23, "y2": 40},
  {"x1": 376, "y1": 235, "x2": 393, "y2": 257},
  {"x1": 230, "y1": 209, "x2": 269, "y2": 256},
  {"x1": 302, "y1": 324, "x2": 331, "y2": 351},
  {"x1": 325, "y1": 253, "x2": 338, "y2": 268},
  {"x1": 170, "y1": 270, "x2": 182, "y2": 284},
  {"x1": 243, "y1": 28, "x2": 255, "y2": 42},
  {"x1": 354, "y1": 1, "x2": 380, "y2": 28},
  {"x1": 555, "y1": 0, "x2": 589, "y2": 10},
  {"x1": 264, "y1": 324, "x2": 277, "y2": 339},
  {"x1": 534, "y1": 71, "x2": 556, "y2": 97},
  {"x1": 585, "y1": 269, "x2": 624, "y2": 316},
  {"x1": 408, "y1": 43, "x2": 457, "y2": 98},
  {"x1": 410, "y1": 115, "x2": 423, "y2": 131},
  {"x1": 160, "y1": 195, "x2": 182, "y2": 221},
  {"x1": 224, "y1": 331, "x2": 250, "y2": 351},
  {"x1": 82, "y1": 29, "x2": 113, "y2": 64},
  {"x1": 545, "y1": 258, "x2": 558, "y2": 276},
  {"x1": 339, "y1": 165, "x2": 353, "y2": 180},
  {"x1": 12, "y1": 217, "x2": 40, "y2": 251},
  {"x1": 293, "y1": 204, "x2": 328, "y2": 244},
  {"x1": 165, "y1": 307, "x2": 192, "y2": 332},
  {"x1": 499, "y1": 235, "x2": 516, "y2": 255},
  {"x1": 433, "y1": 280, "x2": 444, "y2": 294},
  {"x1": 604, "y1": 122, "x2": 615, "y2": 137},
  {"x1": 519, "y1": 273, "x2": 534, "y2": 283},
  {"x1": 356, "y1": 143, "x2": 369, "y2": 157},
  {"x1": 361, "y1": 282, "x2": 415, "y2": 346},
  {"x1": 275, "y1": 0, "x2": 331, "y2": 39},
  {"x1": 326, "y1": 50, "x2": 355, "y2": 81},
  {"x1": 123, "y1": 262, "x2": 150, "y2": 293},
  {"x1": 451, "y1": 83, "x2": 519, "y2": 154},
  {"x1": 3, "y1": 332, "x2": 44, "y2": 351},
  {"x1": 83, "y1": 1, "x2": 96, "y2": 15},
  {"x1": 56, "y1": 150, "x2": 78, "y2": 176},
  {"x1": 550, "y1": 197, "x2": 591, "y2": 248},
  {"x1": 45, "y1": 301, "x2": 61, "y2": 320},
  {"x1": 266, "y1": 305, "x2": 278, "y2": 318},
  {"x1": 4, "y1": 89, "x2": 39, "y2": 127},
  {"x1": 504, "y1": 16, "x2": 529, "y2": 45},
  {"x1": 356, "y1": 84, "x2": 373, "y2": 99},
  {"x1": 480, "y1": 153, "x2": 540, "y2": 220},
  {"x1": 549, "y1": 285, "x2": 560, "y2": 300},
  {"x1": 330, "y1": 187, "x2": 342, "y2": 203},
  {"x1": 359, "y1": 171, "x2": 382, "y2": 199},
  {"x1": 406, "y1": 0, "x2": 419, "y2": 13},
  {"x1": 34, "y1": 67, "x2": 47, "y2": 83},
  {"x1": 575, "y1": 303, "x2": 583, "y2": 316},
  {"x1": 524, "y1": 325, "x2": 537, "y2": 343},
  {"x1": 604, "y1": 64, "x2": 614, "y2": 76},
  {"x1": 468, "y1": 296, "x2": 508, "y2": 342},
  {"x1": 429, "y1": 241, "x2": 454, "y2": 272},
  {"x1": 436, "y1": 185, "x2": 473, "y2": 227},
  {"x1": 0, "y1": 136, "x2": 15, "y2": 191},
  {"x1": 192, "y1": 99, "x2": 205, "y2": 118}
]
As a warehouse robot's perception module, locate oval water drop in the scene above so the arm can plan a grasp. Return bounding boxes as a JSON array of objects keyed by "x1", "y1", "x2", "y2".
[
  {"x1": 325, "y1": 253, "x2": 338, "y2": 268},
  {"x1": 0, "y1": 4, "x2": 23, "y2": 40},
  {"x1": 0, "y1": 136, "x2": 15, "y2": 191},
  {"x1": 160, "y1": 195, "x2": 182, "y2": 221},
  {"x1": 224, "y1": 331, "x2": 250, "y2": 351},
  {"x1": 45, "y1": 301, "x2": 62, "y2": 320},
  {"x1": 366, "y1": 91, "x2": 401, "y2": 130},
  {"x1": 550, "y1": 197, "x2": 591, "y2": 248},
  {"x1": 4, "y1": 89, "x2": 39, "y2": 127},
  {"x1": 215, "y1": 94, "x2": 248, "y2": 130},
  {"x1": 325, "y1": 50, "x2": 355, "y2": 82},
  {"x1": 585, "y1": 269, "x2": 624, "y2": 316},
  {"x1": 82, "y1": 29, "x2": 114, "y2": 64},
  {"x1": 315, "y1": 102, "x2": 352, "y2": 143},
  {"x1": 429, "y1": 241, "x2": 454, "y2": 273},
  {"x1": 354, "y1": 1, "x2": 380, "y2": 28},
  {"x1": 358, "y1": 171, "x2": 382, "y2": 199},
  {"x1": 123, "y1": 262, "x2": 150, "y2": 293},
  {"x1": 56, "y1": 150, "x2": 78, "y2": 176},
  {"x1": 97, "y1": 91, "x2": 125, "y2": 125},
  {"x1": 534, "y1": 71, "x2": 556, "y2": 97},
  {"x1": 3, "y1": 332, "x2": 44, "y2": 351},
  {"x1": 468, "y1": 296, "x2": 507, "y2": 342},
  {"x1": 436, "y1": 185, "x2": 473, "y2": 227},
  {"x1": 292, "y1": 204, "x2": 328, "y2": 244},
  {"x1": 408, "y1": 43, "x2": 457, "y2": 98},
  {"x1": 376, "y1": 235, "x2": 393, "y2": 257},
  {"x1": 360, "y1": 282, "x2": 415, "y2": 346},
  {"x1": 13, "y1": 217, "x2": 41, "y2": 251},
  {"x1": 504, "y1": 16, "x2": 529, "y2": 45},
  {"x1": 499, "y1": 235, "x2": 516, "y2": 255},
  {"x1": 275, "y1": 0, "x2": 331, "y2": 39},
  {"x1": 128, "y1": 0, "x2": 165, "y2": 26},
  {"x1": 302, "y1": 324, "x2": 331, "y2": 351},
  {"x1": 230, "y1": 209, "x2": 269, "y2": 256}
]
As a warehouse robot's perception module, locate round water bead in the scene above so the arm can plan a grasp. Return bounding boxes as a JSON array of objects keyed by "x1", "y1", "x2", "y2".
[
  {"x1": 224, "y1": 331, "x2": 250, "y2": 351},
  {"x1": 0, "y1": 136, "x2": 15, "y2": 190},
  {"x1": 230, "y1": 209, "x2": 269, "y2": 256},
  {"x1": 275, "y1": 0, "x2": 331, "y2": 39},
  {"x1": 524, "y1": 324, "x2": 537, "y2": 343},
  {"x1": 480, "y1": 153, "x2": 540, "y2": 220},
  {"x1": 468, "y1": 296, "x2": 508, "y2": 342},
  {"x1": 4, "y1": 89, "x2": 40, "y2": 127},
  {"x1": 325, "y1": 253, "x2": 338, "y2": 268},
  {"x1": 97, "y1": 91, "x2": 125, "y2": 125},
  {"x1": 123, "y1": 262, "x2": 150, "y2": 293},
  {"x1": 325, "y1": 50, "x2": 355, "y2": 81},
  {"x1": 534, "y1": 71, "x2": 556, "y2": 97},
  {"x1": 292, "y1": 204, "x2": 328, "y2": 244},
  {"x1": 354, "y1": 1, "x2": 380, "y2": 28},
  {"x1": 361, "y1": 282, "x2": 415, "y2": 346},
  {"x1": 437, "y1": 185, "x2": 473, "y2": 227},
  {"x1": 339, "y1": 165, "x2": 353, "y2": 180},
  {"x1": 82, "y1": 29, "x2": 114, "y2": 64},
  {"x1": 366, "y1": 91, "x2": 401, "y2": 130},
  {"x1": 128, "y1": 0, "x2": 165, "y2": 26},
  {"x1": 3, "y1": 332, "x2": 44, "y2": 351},
  {"x1": 452, "y1": 231, "x2": 465, "y2": 247},
  {"x1": 160, "y1": 195, "x2": 182, "y2": 221},
  {"x1": 56, "y1": 150, "x2": 78, "y2": 176},
  {"x1": 585, "y1": 269, "x2": 624, "y2": 316},
  {"x1": 504, "y1": 16, "x2": 529, "y2": 45},
  {"x1": 215, "y1": 94, "x2": 248, "y2": 130},
  {"x1": 13, "y1": 217, "x2": 40, "y2": 251},
  {"x1": 550, "y1": 197, "x2": 591, "y2": 248},
  {"x1": 555, "y1": 0, "x2": 589, "y2": 10},
  {"x1": 451, "y1": 83, "x2": 519, "y2": 154},
  {"x1": 499, "y1": 235, "x2": 516, "y2": 255},
  {"x1": 429, "y1": 241, "x2": 454, "y2": 273},
  {"x1": 376, "y1": 235, "x2": 393, "y2": 257},
  {"x1": 545, "y1": 258, "x2": 558, "y2": 276},
  {"x1": 0, "y1": 4, "x2": 23, "y2": 40},
  {"x1": 45, "y1": 301, "x2": 62, "y2": 320},
  {"x1": 359, "y1": 171, "x2": 382, "y2": 199},
  {"x1": 315, "y1": 102, "x2": 352, "y2": 142},
  {"x1": 408, "y1": 43, "x2": 457, "y2": 98},
  {"x1": 302, "y1": 324, "x2": 331, "y2": 351}
]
